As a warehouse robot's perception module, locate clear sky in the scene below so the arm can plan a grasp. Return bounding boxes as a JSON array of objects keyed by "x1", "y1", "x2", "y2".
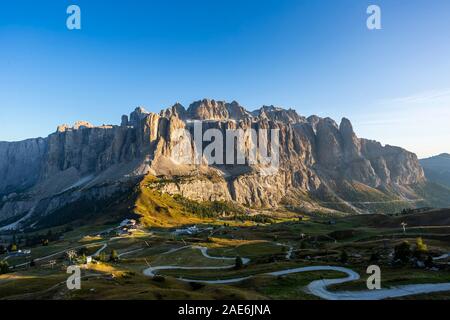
[{"x1": 1, "y1": 0, "x2": 449, "y2": 158}]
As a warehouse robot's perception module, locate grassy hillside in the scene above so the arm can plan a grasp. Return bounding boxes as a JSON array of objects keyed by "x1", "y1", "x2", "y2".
[
  {"x1": 30, "y1": 186, "x2": 139, "y2": 230},
  {"x1": 134, "y1": 175, "x2": 248, "y2": 227},
  {"x1": 313, "y1": 180, "x2": 423, "y2": 214},
  {"x1": 412, "y1": 182, "x2": 450, "y2": 208},
  {"x1": 134, "y1": 175, "x2": 206, "y2": 227},
  {"x1": 423, "y1": 168, "x2": 450, "y2": 189},
  {"x1": 21, "y1": 174, "x2": 450, "y2": 232},
  {"x1": 420, "y1": 154, "x2": 450, "y2": 189},
  {"x1": 342, "y1": 208, "x2": 450, "y2": 228}
]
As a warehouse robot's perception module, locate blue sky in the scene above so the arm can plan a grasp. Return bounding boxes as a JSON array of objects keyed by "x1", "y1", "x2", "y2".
[{"x1": 1, "y1": 0, "x2": 449, "y2": 158}]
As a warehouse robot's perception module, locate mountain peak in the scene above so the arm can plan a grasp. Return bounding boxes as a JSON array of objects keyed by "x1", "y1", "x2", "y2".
[
  {"x1": 254, "y1": 105, "x2": 304, "y2": 124},
  {"x1": 187, "y1": 99, "x2": 229, "y2": 120},
  {"x1": 421, "y1": 153, "x2": 450, "y2": 161},
  {"x1": 129, "y1": 106, "x2": 150, "y2": 126},
  {"x1": 56, "y1": 121, "x2": 94, "y2": 132},
  {"x1": 339, "y1": 117, "x2": 354, "y2": 135}
]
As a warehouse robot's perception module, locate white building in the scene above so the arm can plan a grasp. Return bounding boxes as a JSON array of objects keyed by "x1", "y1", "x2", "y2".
[
  {"x1": 119, "y1": 219, "x2": 137, "y2": 227},
  {"x1": 174, "y1": 225, "x2": 199, "y2": 236}
]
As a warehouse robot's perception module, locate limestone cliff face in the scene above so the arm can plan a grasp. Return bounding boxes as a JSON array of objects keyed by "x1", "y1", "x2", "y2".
[
  {"x1": 0, "y1": 99, "x2": 428, "y2": 227},
  {"x1": 0, "y1": 138, "x2": 47, "y2": 195}
]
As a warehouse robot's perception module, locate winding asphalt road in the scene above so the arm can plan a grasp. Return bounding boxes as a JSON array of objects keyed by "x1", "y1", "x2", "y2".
[
  {"x1": 142, "y1": 246, "x2": 450, "y2": 300},
  {"x1": 4, "y1": 237, "x2": 450, "y2": 300},
  {"x1": 92, "y1": 244, "x2": 108, "y2": 257}
]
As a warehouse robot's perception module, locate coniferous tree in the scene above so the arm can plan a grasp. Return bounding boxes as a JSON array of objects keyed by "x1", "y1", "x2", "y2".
[
  {"x1": 394, "y1": 241, "x2": 412, "y2": 265},
  {"x1": 340, "y1": 250, "x2": 349, "y2": 263},
  {"x1": 234, "y1": 256, "x2": 243, "y2": 270},
  {"x1": 110, "y1": 249, "x2": 119, "y2": 262}
]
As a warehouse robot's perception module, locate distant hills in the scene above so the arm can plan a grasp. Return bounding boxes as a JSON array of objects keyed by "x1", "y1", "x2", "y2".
[{"x1": 420, "y1": 153, "x2": 450, "y2": 189}]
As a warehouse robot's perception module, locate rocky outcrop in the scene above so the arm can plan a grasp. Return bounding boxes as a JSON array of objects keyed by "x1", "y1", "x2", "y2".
[
  {"x1": 254, "y1": 106, "x2": 306, "y2": 124},
  {"x1": 158, "y1": 177, "x2": 232, "y2": 203},
  {"x1": 0, "y1": 99, "x2": 430, "y2": 228}
]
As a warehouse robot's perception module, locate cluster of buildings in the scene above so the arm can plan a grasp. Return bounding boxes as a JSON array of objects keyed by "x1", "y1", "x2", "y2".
[
  {"x1": 173, "y1": 225, "x2": 213, "y2": 236},
  {"x1": 116, "y1": 219, "x2": 139, "y2": 236},
  {"x1": 173, "y1": 225, "x2": 200, "y2": 236}
]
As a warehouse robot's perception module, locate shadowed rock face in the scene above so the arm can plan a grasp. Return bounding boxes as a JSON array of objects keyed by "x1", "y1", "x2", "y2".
[
  {"x1": 0, "y1": 99, "x2": 427, "y2": 225},
  {"x1": 0, "y1": 138, "x2": 47, "y2": 195}
]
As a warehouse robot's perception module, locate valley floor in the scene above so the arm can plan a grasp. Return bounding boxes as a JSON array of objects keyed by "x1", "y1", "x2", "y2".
[{"x1": 1, "y1": 211, "x2": 450, "y2": 300}]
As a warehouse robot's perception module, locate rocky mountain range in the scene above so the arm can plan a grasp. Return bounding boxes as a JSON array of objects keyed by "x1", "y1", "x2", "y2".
[{"x1": 1, "y1": 99, "x2": 448, "y2": 230}]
